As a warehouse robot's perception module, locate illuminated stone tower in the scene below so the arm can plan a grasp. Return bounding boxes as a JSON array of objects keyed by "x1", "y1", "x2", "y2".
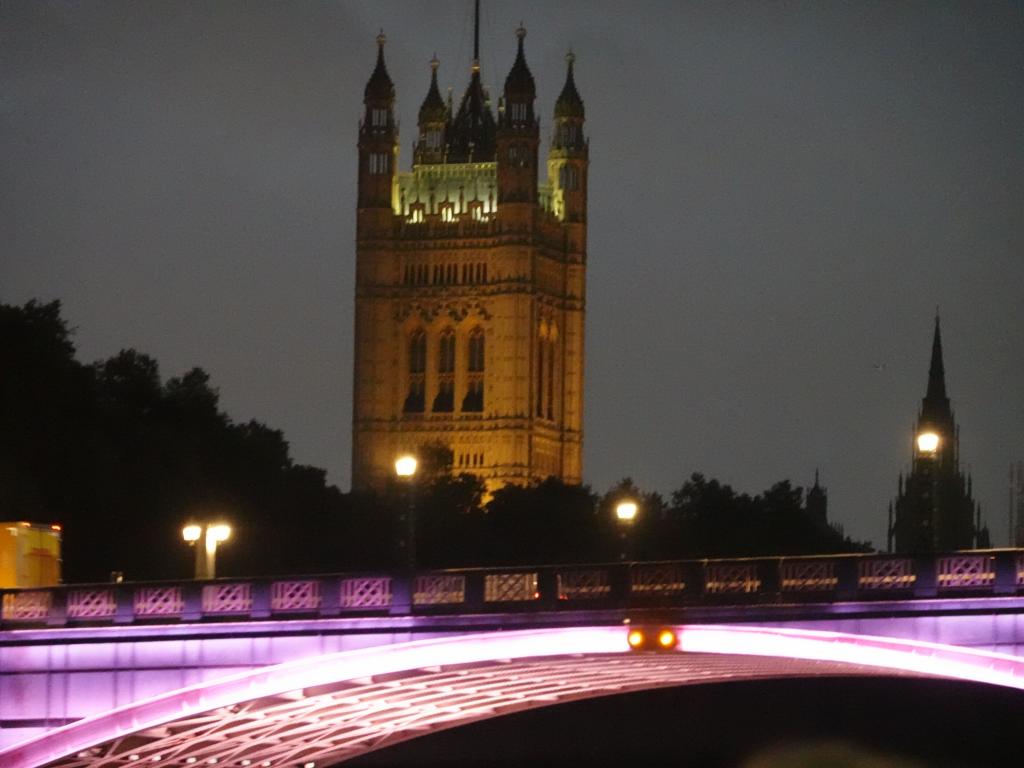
[
  {"x1": 889, "y1": 317, "x2": 985, "y2": 552},
  {"x1": 351, "y1": 18, "x2": 587, "y2": 492}
]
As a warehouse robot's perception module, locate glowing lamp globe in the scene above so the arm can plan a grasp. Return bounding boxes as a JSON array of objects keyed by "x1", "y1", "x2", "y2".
[
  {"x1": 182, "y1": 525, "x2": 202, "y2": 543},
  {"x1": 917, "y1": 431, "x2": 940, "y2": 454},
  {"x1": 615, "y1": 500, "x2": 639, "y2": 522},
  {"x1": 208, "y1": 524, "x2": 232, "y2": 543},
  {"x1": 395, "y1": 455, "x2": 418, "y2": 478}
]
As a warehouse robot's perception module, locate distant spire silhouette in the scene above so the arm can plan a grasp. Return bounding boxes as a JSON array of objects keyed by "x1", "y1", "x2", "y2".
[{"x1": 926, "y1": 313, "x2": 946, "y2": 402}]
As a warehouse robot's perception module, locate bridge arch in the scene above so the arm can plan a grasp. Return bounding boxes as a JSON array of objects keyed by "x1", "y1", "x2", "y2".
[{"x1": 3, "y1": 625, "x2": 1023, "y2": 768}]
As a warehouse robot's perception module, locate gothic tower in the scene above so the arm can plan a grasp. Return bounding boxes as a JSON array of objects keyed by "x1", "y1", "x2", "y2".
[
  {"x1": 351, "y1": 15, "x2": 587, "y2": 492},
  {"x1": 889, "y1": 317, "x2": 985, "y2": 552}
]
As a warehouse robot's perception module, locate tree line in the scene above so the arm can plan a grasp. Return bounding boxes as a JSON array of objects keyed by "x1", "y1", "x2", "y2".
[{"x1": 0, "y1": 300, "x2": 869, "y2": 583}]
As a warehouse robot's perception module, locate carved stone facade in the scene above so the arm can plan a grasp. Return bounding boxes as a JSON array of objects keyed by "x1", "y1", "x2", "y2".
[{"x1": 352, "y1": 27, "x2": 587, "y2": 492}]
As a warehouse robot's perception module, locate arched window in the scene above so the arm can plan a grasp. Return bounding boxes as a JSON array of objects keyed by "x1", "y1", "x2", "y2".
[
  {"x1": 546, "y1": 338, "x2": 556, "y2": 420},
  {"x1": 559, "y1": 164, "x2": 578, "y2": 191},
  {"x1": 433, "y1": 329, "x2": 455, "y2": 413},
  {"x1": 536, "y1": 338, "x2": 545, "y2": 417},
  {"x1": 369, "y1": 152, "x2": 390, "y2": 175},
  {"x1": 463, "y1": 328, "x2": 485, "y2": 412},
  {"x1": 468, "y1": 329, "x2": 484, "y2": 373},
  {"x1": 403, "y1": 330, "x2": 426, "y2": 413},
  {"x1": 536, "y1": 324, "x2": 558, "y2": 421}
]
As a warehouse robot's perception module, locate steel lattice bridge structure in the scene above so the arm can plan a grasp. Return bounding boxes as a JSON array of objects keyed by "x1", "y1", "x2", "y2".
[{"x1": 3, "y1": 550, "x2": 1024, "y2": 768}]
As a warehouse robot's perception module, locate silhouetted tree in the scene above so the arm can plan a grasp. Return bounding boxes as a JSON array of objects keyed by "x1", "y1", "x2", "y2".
[
  {"x1": 652, "y1": 473, "x2": 869, "y2": 558},
  {"x1": 416, "y1": 473, "x2": 486, "y2": 568},
  {"x1": 0, "y1": 300, "x2": 359, "y2": 581},
  {"x1": 1, "y1": 300, "x2": 869, "y2": 584},
  {"x1": 482, "y1": 479, "x2": 601, "y2": 565}
]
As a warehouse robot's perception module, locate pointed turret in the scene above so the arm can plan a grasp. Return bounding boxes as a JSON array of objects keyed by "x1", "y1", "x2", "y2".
[
  {"x1": 415, "y1": 56, "x2": 448, "y2": 165},
  {"x1": 503, "y1": 25, "x2": 536, "y2": 109},
  {"x1": 358, "y1": 32, "x2": 398, "y2": 212},
  {"x1": 496, "y1": 25, "x2": 539, "y2": 209},
  {"x1": 554, "y1": 51, "x2": 585, "y2": 120},
  {"x1": 419, "y1": 56, "x2": 446, "y2": 123},
  {"x1": 549, "y1": 51, "x2": 588, "y2": 230},
  {"x1": 364, "y1": 32, "x2": 395, "y2": 104}
]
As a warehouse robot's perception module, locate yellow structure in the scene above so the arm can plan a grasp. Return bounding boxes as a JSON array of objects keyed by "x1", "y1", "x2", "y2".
[
  {"x1": 352, "y1": 25, "x2": 588, "y2": 492},
  {"x1": 0, "y1": 522, "x2": 62, "y2": 588}
]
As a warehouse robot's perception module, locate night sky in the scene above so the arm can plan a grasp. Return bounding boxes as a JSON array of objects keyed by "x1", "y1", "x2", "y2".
[{"x1": 3, "y1": 2, "x2": 1023, "y2": 548}]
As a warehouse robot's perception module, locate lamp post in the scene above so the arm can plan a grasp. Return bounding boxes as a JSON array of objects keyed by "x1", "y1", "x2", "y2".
[
  {"x1": 395, "y1": 454, "x2": 418, "y2": 572},
  {"x1": 615, "y1": 499, "x2": 639, "y2": 562},
  {"x1": 182, "y1": 522, "x2": 231, "y2": 579},
  {"x1": 917, "y1": 431, "x2": 940, "y2": 455}
]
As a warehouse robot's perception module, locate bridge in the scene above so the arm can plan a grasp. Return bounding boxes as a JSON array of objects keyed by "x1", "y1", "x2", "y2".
[{"x1": 2, "y1": 550, "x2": 1024, "y2": 767}]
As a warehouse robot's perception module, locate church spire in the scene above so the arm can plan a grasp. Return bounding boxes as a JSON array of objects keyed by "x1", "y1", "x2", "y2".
[
  {"x1": 926, "y1": 313, "x2": 946, "y2": 402},
  {"x1": 920, "y1": 312, "x2": 952, "y2": 425}
]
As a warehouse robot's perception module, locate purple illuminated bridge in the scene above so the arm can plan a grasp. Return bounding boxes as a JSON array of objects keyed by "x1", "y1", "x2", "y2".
[{"x1": 3, "y1": 551, "x2": 1024, "y2": 767}]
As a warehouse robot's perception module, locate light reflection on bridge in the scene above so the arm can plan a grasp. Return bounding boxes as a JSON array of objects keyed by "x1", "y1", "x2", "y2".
[{"x1": 3, "y1": 625, "x2": 1023, "y2": 768}]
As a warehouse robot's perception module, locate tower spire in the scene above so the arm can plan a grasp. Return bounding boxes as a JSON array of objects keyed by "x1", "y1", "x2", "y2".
[
  {"x1": 473, "y1": 0, "x2": 480, "y2": 64},
  {"x1": 447, "y1": 0, "x2": 495, "y2": 162},
  {"x1": 555, "y1": 50, "x2": 584, "y2": 119},
  {"x1": 926, "y1": 313, "x2": 946, "y2": 402}
]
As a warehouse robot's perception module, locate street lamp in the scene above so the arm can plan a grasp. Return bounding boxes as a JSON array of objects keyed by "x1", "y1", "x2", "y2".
[
  {"x1": 395, "y1": 454, "x2": 418, "y2": 478},
  {"x1": 395, "y1": 454, "x2": 418, "y2": 571},
  {"x1": 917, "y1": 431, "x2": 940, "y2": 455},
  {"x1": 616, "y1": 500, "x2": 638, "y2": 522},
  {"x1": 182, "y1": 522, "x2": 232, "y2": 579},
  {"x1": 615, "y1": 499, "x2": 640, "y2": 561}
]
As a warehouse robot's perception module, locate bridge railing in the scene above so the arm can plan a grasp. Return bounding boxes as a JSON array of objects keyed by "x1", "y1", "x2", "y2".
[{"x1": 2, "y1": 550, "x2": 1023, "y2": 628}]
